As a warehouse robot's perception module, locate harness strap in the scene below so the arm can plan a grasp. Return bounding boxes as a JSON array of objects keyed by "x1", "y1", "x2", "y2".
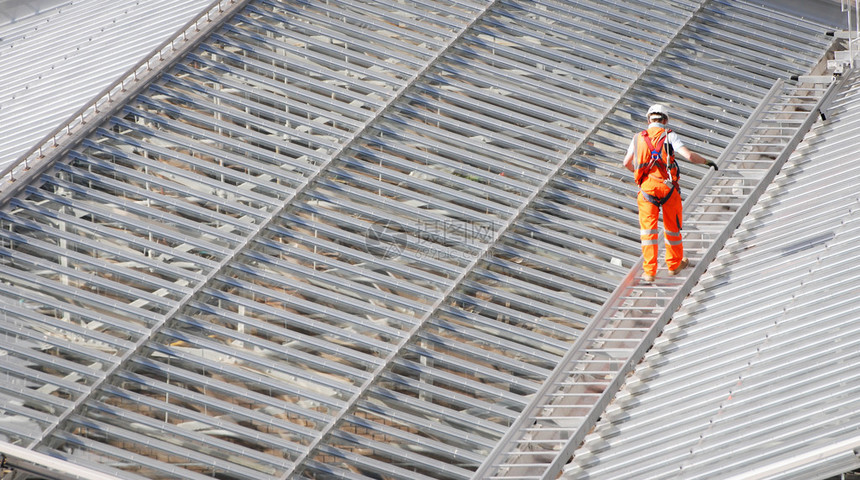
[
  {"x1": 639, "y1": 131, "x2": 671, "y2": 183},
  {"x1": 641, "y1": 183, "x2": 675, "y2": 207},
  {"x1": 640, "y1": 132, "x2": 666, "y2": 163}
]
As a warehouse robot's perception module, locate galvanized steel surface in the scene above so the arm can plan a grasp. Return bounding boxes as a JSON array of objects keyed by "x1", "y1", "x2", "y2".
[
  {"x1": 0, "y1": 0, "x2": 215, "y2": 169},
  {"x1": 0, "y1": 0, "x2": 839, "y2": 479}
]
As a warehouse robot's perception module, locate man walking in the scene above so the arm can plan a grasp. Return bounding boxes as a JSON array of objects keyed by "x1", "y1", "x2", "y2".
[{"x1": 623, "y1": 104, "x2": 718, "y2": 282}]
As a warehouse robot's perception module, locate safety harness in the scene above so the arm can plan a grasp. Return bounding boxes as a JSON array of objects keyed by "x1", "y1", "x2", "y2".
[{"x1": 635, "y1": 129, "x2": 679, "y2": 207}]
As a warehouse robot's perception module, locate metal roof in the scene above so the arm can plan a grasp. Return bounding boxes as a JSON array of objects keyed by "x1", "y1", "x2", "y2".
[
  {"x1": 563, "y1": 65, "x2": 860, "y2": 480},
  {"x1": 0, "y1": 0, "x2": 842, "y2": 479},
  {"x1": 0, "y1": 0, "x2": 215, "y2": 169}
]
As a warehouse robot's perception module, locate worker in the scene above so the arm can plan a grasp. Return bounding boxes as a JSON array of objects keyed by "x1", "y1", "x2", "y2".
[{"x1": 623, "y1": 104, "x2": 718, "y2": 282}]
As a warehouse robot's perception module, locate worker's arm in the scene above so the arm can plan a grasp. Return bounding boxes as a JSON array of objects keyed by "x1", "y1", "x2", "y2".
[
  {"x1": 677, "y1": 146, "x2": 718, "y2": 170},
  {"x1": 623, "y1": 150, "x2": 635, "y2": 172}
]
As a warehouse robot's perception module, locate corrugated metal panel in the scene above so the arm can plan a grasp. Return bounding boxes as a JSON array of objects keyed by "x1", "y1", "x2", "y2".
[
  {"x1": 0, "y1": 0, "x2": 215, "y2": 168},
  {"x1": 0, "y1": 0, "x2": 840, "y2": 479},
  {"x1": 563, "y1": 67, "x2": 860, "y2": 480},
  {"x1": 0, "y1": 1, "x2": 70, "y2": 24}
]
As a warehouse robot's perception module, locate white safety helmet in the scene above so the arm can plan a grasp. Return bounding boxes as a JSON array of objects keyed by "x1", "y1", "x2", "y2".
[{"x1": 646, "y1": 104, "x2": 669, "y2": 121}]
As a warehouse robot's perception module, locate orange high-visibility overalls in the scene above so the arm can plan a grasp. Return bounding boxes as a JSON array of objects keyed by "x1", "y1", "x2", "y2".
[{"x1": 634, "y1": 126, "x2": 683, "y2": 277}]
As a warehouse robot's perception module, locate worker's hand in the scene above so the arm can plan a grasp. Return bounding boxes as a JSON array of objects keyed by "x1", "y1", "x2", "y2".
[{"x1": 706, "y1": 160, "x2": 719, "y2": 171}]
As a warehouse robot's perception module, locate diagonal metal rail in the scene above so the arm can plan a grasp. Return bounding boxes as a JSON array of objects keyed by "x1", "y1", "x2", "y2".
[{"x1": 476, "y1": 75, "x2": 844, "y2": 480}]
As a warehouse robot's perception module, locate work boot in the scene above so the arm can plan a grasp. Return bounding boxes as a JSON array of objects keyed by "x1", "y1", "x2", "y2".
[
  {"x1": 669, "y1": 257, "x2": 689, "y2": 276},
  {"x1": 641, "y1": 272, "x2": 656, "y2": 283}
]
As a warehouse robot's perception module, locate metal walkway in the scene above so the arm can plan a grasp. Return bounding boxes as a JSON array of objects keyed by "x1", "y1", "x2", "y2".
[{"x1": 0, "y1": 0, "x2": 838, "y2": 479}]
